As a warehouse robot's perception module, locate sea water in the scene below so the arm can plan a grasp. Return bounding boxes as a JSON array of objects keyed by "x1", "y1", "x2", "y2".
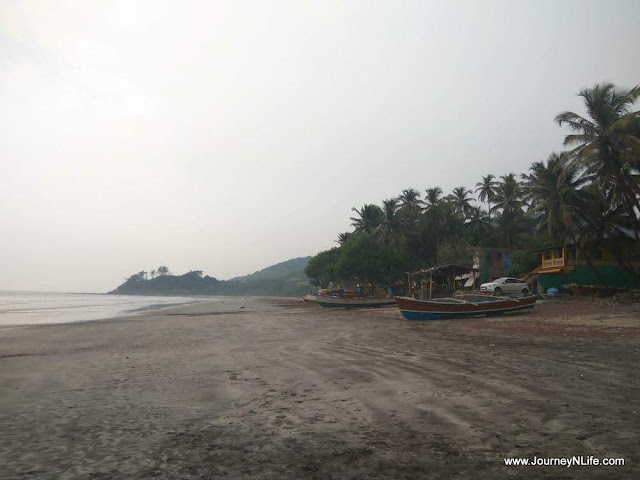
[{"x1": 0, "y1": 291, "x2": 210, "y2": 327}]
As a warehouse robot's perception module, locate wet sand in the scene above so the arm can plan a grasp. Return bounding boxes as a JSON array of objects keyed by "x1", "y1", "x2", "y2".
[{"x1": 1, "y1": 297, "x2": 639, "y2": 479}]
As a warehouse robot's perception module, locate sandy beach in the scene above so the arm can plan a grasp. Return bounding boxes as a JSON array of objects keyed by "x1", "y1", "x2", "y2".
[{"x1": 1, "y1": 297, "x2": 639, "y2": 479}]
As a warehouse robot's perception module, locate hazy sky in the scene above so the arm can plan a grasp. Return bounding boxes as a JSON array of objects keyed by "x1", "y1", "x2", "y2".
[{"x1": 1, "y1": 0, "x2": 639, "y2": 292}]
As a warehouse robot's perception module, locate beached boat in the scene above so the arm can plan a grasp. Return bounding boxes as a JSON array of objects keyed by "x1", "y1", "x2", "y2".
[
  {"x1": 394, "y1": 294, "x2": 536, "y2": 320},
  {"x1": 302, "y1": 294, "x2": 317, "y2": 303},
  {"x1": 315, "y1": 295, "x2": 396, "y2": 309},
  {"x1": 318, "y1": 288, "x2": 360, "y2": 298}
]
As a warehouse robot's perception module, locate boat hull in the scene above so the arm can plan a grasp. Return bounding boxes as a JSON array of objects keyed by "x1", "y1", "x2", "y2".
[
  {"x1": 315, "y1": 296, "x2": 397, "y2": 309},
  {"x1": 395, "y1": 295, "x2": 536, "y2": 320},
  {"x1": 302, "y1": 294, "x2": 318, "y2": 303}
]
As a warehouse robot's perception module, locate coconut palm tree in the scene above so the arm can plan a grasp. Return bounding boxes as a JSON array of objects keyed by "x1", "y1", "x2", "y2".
[
  {"x1": 522, "y1": 154, "x2": 638, "y2": 286},
  {"x1": 521, "y1": 153, "x2": 584, "y2": 244},
  {"x1": 475, "y1": 174, "x2": 498, "y2": 220},
  {"x1": 572, "y1": 182, "x2": 633, "y2": 285},
  {"x1": 397, "y1": 188, "x2": 425, "y2": 225},
  {"x1": 425, "y1": 187, "x2": 444, "y2": 205},
  {"x1": 423, "y1": 187, "x2": 448, "y2": 249},
  {"x1": 336, "y1": 232, "x2": 353, "y2": 245},
  {"x1": 376, "y1": 198, "x2": 409, "y2": 247},
  {"x1": 465, "y1": 206, "x2": 491, "y2": 245},
  {"x1": 491, "y1": 174, "x2": 525, "y2": 248},
  {"x1": 350, "y1": 204, "x2": 384, "y2": 233},
  {"x1": 447, "y1": 186, "x2": 473, "y2": 219},
  {"x1": 555, "y1": 83, "x2": 640, "y2": 237}
]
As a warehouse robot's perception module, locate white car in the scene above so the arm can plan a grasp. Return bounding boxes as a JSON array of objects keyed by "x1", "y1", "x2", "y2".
[{"x1": 480, "y1": 277, "x2": 529, "y2": 295}]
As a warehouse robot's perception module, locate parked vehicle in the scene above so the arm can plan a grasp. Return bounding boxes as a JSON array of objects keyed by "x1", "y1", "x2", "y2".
[{"x1": 480, "y1": 277, "x2": 529, "y2": 295}]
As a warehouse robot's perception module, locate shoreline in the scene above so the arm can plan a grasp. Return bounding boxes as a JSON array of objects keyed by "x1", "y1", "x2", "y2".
[
  {"x1": 0, "y1": 294, "x2": 230, "y2": 330},
  {"x1": 0, "y1": 296, "x2": 291, "y2": 330}
]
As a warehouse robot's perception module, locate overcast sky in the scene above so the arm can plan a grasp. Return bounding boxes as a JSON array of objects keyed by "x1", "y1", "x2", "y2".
[{"x1": 1, "y1": 0, "x2": 639, "y2": 292}]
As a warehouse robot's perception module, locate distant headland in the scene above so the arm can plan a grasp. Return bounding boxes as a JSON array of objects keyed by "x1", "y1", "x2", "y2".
[{"x1": 109, "y1": 257, "x2": 311, "y2": 297}]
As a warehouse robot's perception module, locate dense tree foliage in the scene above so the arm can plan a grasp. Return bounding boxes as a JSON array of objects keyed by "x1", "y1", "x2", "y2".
[
  {"x1": 435, "y1": 237, "x2": 475, "y2": 268},
  {"x1": 306, "y1": 82, "x2": 640, "y2": 287},
  {"x1": 305, "y1": 249, "x2": 340, "y2": 287}
]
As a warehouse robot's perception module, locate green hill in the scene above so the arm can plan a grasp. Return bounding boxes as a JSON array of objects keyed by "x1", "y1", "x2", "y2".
[
  {"x1": 230, "y1": 257, "x2": 311, "y2": 282},
  {"x1": 109, "y1": 257, "x2": 312, "y2": 297}
]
